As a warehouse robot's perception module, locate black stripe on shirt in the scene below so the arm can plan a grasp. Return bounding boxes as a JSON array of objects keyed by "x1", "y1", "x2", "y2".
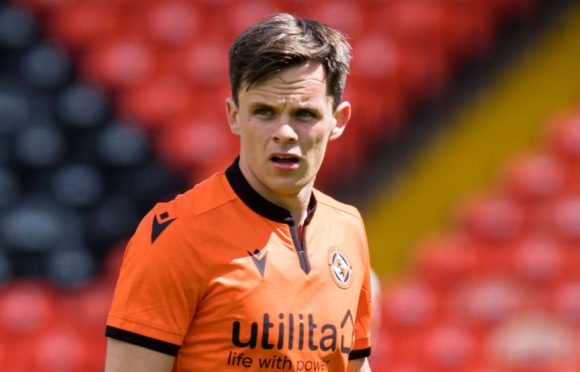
[
  {"x1": 349, "y1": 347, "x2": 371, "y2": 360},
  {"x1": 105, "y1": 326, "x2": 180, "y2": 356}
]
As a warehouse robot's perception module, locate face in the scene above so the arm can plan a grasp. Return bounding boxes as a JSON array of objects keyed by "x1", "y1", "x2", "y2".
[{"x1": 225, "y1": 62, "x2": 351, "y2": 201}]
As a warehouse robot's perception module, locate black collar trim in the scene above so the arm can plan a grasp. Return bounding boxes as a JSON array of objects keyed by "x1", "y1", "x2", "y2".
[{"x1": 225, "y1": 158, "x2": 316, "y2": 225}]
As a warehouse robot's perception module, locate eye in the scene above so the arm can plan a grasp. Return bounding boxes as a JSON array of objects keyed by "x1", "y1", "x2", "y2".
[
  {"x1": 253, "y1": 106, "x2": 276, "y2": 119},
  {"x1": 294, "y1": 109, "x2": 319, "y2": 121}
]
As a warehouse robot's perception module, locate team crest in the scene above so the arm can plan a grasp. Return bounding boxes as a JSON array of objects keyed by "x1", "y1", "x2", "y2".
[{"x1": 328, "y1": 248, "x2": 352, "y2": 289}]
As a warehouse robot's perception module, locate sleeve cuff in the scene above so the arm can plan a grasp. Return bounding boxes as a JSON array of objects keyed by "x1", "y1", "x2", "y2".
[
  {"x1": 349, "y1": 347, "x2": 371, "y2": 360},
  {"x1": 105, "y1": 326, "x2": 181, "y2": 356}
]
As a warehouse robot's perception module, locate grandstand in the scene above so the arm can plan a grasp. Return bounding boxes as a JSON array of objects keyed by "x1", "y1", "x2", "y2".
[{"x1": 0, "y1": 0, "x2": 579, "y2": 370}]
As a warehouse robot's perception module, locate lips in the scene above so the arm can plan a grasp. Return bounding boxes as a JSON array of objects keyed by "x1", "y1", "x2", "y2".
[
  {"x1": 270, "y1": 153, "x2": 301, "y2": 169},
  {"x1": 270, "y1": 154, "x2": 300, "y2": 164}
]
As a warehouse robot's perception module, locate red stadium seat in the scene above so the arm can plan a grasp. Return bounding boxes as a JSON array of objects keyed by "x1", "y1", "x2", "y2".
[
  {"x1": 0, "y1": 280, "x2": 58, "y2": 338},
  {"x1": 83, "y1": 36, "x2": 158, "y2": 91},
  {"x1": 47, "y1": 1, "x2": 123, "y2": 52},
  {"x1": 120, "y1": 74, "x2": 195, "y2": 130},
  {"x1": 485, "y1": 312, "x2": 576, "y2": 371},
  {"x1": 30, "y1": 327, "x2": 91, "y2": 372},
  {"x1": 547, "y1": 111, "x2": 580, "y2": 164},
  {"x1": 456, "y1": 195, "x2": 525, "y2": 244},
  {"x1": 102, "y1": 240, "x2": 127, "y2": 284},
  {"x1": 501, "y1": 153, "x2": 566, "y2": 204},
  {"x1": 143, "y1": 1, "x2": 201, "y2": 47},
  {"x1": 176, "y1": 40, "x2": 230, "y2": 88},
  {"x1": 440, "y1": 0, "x2": 497, "y2": 60},
  {"x1": 510, "y1": 235, "x2": 566, "y2": 286},
  {"x1": 448, "y1": 277, "x2": 523, "y2": 330},
  {"x1": 382, "y1": 280, "x2": 439, "y2": 331},
  {"x1": 0, "y1": 338, "x2": 32, "y2": 371},
  {"x1": 551, "y1": 281, "x2": 580, "y2": 325},
  {"x1": 309, "y1": 1, "x2": 365, "y2": 39},
  {"x1": 156, "y1": 112, "x2": 238, "y2": 180},
  {"x1": 550, "y1": 195, "x2": 580, "y2": 244},
  {"x1": 421, "y1": 323, "x2": 479, "y2": 370},
  {"x1": 349, "y1": 35, "x2": 408, "y2": 130},
  {"x1": 226, "y1": 0, "x2": 278, "y2": 38},
  {"x1": 412, "y1": 234, "x2": 480, "y2": 291}
]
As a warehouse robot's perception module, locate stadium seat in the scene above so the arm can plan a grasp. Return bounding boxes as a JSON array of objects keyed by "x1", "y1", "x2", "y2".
[
  {"x1": 95, "y1": 122, "x2": 151, "y2": 168},
  {"x1": 0, "y1": 84, "x2": 34, "y2": 137},
  {"x1": 120, "y1": 75, "x2": 194, "y2": 130},
  {"x1": 448, "y1": 277, "x2": 523, "y2": 330},
  {"x1": 0, "y1": 167, "x2": 19, "y2": 209},
  {"x1": 83, "y1": 37, "x2": 157, "y2": 91},
  {"x1": 0, "y1": 197, "x2": 83, "y2": 255},
  {"x1": 349, "y1": 35, "x2": 408, "y2": 130},
  {"x1": 550, "y1": 195, "x2": 580, "y2": 243},
  {"x1": 421, "y1": 323, "x2": 479, "y2": 370},
  {"x1": 412, "y1": 234, "x2": 480, "y2": 291},
  {"x1": 157, "y1": 114, "x2": 238, "y2": 181},
  {"x1": 63, "y1": 280, "x2": 115, "y2": 334},
  {"x1": 20, "y1": 42, "x2": 72, "y2": 90},
  {"x1": 30, "y1": 326, "x2": 91, "y2": 372},
  {"x1": 510, "y1": 235, "x2": 566, "y2": 286},
  {"x1": 382, "y1": 280, "x2": 439, "y2": 331},
  {"x1": 456, "y1": 194, "x2": 525, "y2": 244},
  {"x1": 0, "y1": 250, "x2": 13, "y2": 283},
  {"x1": 0, "y1": 280, "x2": 58, "y2": 338},
  {"x1": 226, "y1": 0, "x2": 277, "y2": 38},
  {"x1": 309, "y1": 0, "x2": 365, "y2": 39},
  {"x1": 0, "y1": 4, "x2": 38, "y2": 50},
  {"x1": 485, "y1": 312, "x2": 576, "y2": 371},
  {"x1": 86, "y1": 194, "x2": 140, "y2": 250},
  {"x1": 547, "y1": 110, "x2": 580, "y2": 163},
  {"x1": 551, "y1": 280, "x2": 580, "y2": 325},
  {"x1": 501, "y1": 153, "x2": 566, "y2": 205},
  {"x1": 440, "y1": 0, "x2": 497, "y2": 60},
  {"x1": 45, "y1": 246, "x2": 98, "y2": 289},
  {"x1": 143, "y1": 1, "x2": 201, "y2": 47},
  {"x1": 176, "y1": 40, "x2": 230, "y2": 88},
  {"x1": 47, "y1": 1, "x2": 122, "y2": 52},
  {"x1": 56, "y1": 83, "x2": 111, "y2": 129},
  {"x1": 14, "y1": 124, "x2": 66, "y2": 169},
  {"x1": 50, "y1": 164, "x2": 105, "y2": 208}
]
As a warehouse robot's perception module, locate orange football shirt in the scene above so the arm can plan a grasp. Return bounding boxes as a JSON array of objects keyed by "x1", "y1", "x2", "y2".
[{"x1": 106, "y1": 159, "x2": 372, "y2": 371}]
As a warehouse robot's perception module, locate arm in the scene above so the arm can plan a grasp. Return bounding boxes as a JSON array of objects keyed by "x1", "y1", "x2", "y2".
[
  {"x1": 347, "y1": 357, "x2": 371, "y2": 372},
  {"x1": 105, "y1": 338, "x2": 175, "y2": 372}
]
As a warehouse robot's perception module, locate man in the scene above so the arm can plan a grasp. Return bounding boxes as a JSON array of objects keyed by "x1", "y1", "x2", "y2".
[{"x1": 105, "y1": 13, "x2": 372, "y2": 371}]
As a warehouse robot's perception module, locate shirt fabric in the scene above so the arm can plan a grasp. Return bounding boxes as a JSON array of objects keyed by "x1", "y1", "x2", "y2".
[{"x1": 106, "y1": 159, "x2": 372, "y2": 371}]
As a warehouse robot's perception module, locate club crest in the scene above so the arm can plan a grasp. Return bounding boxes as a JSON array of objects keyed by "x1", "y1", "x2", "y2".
[{"x1": 328, "y1": 248, "x2": 352, "y2": 289}]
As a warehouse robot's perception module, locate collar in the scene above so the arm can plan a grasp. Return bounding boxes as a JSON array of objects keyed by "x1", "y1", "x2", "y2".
[{"x1": 225, "y1": 157, "x2": 317, "y2": 226}]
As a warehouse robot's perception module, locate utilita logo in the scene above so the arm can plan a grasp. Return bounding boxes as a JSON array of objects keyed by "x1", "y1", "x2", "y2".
[{"x1": 231, "y1": 310, "x2": 354, "y2": 353}]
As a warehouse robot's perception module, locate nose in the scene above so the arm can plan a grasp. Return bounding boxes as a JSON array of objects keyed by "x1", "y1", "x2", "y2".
[{"x1": 272, "y1": 120, "x2": 298, "y2": 144}]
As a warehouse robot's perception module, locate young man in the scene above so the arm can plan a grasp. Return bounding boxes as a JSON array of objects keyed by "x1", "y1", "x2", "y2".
[{"x1": 105, "y1": 13, "x2": 372, "y2": 372}]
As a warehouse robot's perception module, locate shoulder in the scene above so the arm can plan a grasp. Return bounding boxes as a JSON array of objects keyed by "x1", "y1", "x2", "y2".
[
  {"x1": 131, "y1": 171, "x2": 237, "y2": 245},
  {"x1": 159, "y1": 171, "x2": 237, "y2": 220},
  {"x1": 313, "y1": 189, "x2": 364, "y2": 222}
]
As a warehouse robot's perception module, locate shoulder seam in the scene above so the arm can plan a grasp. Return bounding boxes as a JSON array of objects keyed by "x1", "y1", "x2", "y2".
[{"x1": 316, "y1": 198, "x2": 362, "y2": 220}]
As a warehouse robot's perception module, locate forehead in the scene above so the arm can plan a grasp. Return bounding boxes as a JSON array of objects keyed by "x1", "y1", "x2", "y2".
[{"x1": 240, "y1": 62, "x2": 331, "y2": 106}]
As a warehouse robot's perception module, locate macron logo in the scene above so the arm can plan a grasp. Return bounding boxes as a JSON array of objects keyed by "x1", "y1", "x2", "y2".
[
  {"x1": 151, "y1": 212, "x2": 176, "y2": 244},
  {"x1": 248, "y1": 249, "x2": 268, "y2": 278}
]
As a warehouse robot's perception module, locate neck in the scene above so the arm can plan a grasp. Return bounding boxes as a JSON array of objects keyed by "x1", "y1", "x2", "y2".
[{"x1": 238, "y1": 160, "x2": 313, "y2": 225}]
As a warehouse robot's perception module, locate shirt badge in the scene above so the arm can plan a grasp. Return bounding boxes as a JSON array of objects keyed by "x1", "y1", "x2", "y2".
[{"x1": 328, "y1": 248, "x2": 352, "y2": 289}]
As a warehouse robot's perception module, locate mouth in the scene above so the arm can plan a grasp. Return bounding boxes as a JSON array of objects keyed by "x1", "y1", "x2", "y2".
[{"x1": 270, "y1": 154, "x2": 301, "y2": 165}]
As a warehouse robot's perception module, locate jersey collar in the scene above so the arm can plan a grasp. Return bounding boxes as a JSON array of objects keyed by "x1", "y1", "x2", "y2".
[{"x1": 225, "y1": 157, "x2": 317, "y2": 225}]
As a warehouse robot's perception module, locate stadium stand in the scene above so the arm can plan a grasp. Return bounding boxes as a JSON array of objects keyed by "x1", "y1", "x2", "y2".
[{"x1": 5, "y1": 0, "x2": 580, "y2": 370}]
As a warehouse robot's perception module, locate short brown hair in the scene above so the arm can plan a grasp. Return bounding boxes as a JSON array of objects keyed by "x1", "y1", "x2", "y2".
[{"x1": 229, "y1": 13, "x2": 351, "y2": 109}]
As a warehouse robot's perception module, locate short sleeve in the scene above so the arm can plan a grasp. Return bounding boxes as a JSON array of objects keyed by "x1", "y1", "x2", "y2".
[
  {"x1": 106, "y1": 205, "x2": 203, "y2": 354},
  {"x1": 349, "y1": 218, "x2": 372, "y2": 360}
]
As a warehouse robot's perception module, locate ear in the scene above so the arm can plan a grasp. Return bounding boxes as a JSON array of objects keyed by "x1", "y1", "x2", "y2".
[
  {"x1": 225, "y1": 97, "x2": 240, "y2": 136},
  {"x1": 329, "y1": 101, "x2": 351, "y2": 141}
]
